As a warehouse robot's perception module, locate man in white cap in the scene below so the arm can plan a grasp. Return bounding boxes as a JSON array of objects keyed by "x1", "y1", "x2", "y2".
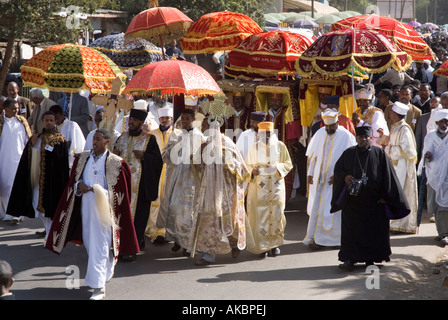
[
  {"x1": 384, "y1": 85, "x2": 421, "y2": 132},
  {"x1": 113, "y1": 101, "x2": 163, "y2": 256},
  {"x1": 385, "y1": 101, "x2": 418, "y2": 234},
  {"x1": 304, "y1": 109, "x2": 356, "y2": 249},
  {"x1": 145, "y1": 107, "x2": 182, "y2": 243},
  {"x1": 422, "y1": 109, "x2": 448, "y2": 245},
  {"x1": 352, "y1": 87, "x2": 389, "y2": 148}
]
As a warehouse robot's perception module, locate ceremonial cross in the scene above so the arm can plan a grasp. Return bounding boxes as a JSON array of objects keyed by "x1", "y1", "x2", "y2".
[{"x1": 91, "y1": 77, "x2": 133, "y2": 122}]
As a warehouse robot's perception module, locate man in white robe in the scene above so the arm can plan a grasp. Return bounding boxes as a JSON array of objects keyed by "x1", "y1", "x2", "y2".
[
  {"x1": 422, "y1": 109, "x2": 448, "y2": 245},
  {"x1": 352, "y1": 87, "x2": 389, "y2": 148},
  {"x1": 50, "y1": 105, "x2": 86, "y2": 168},
  {"x1": 385, "y1": 102, "x2": 418, "y2": 234},
  {"x1": 84, "y1": 108, "x2": 120, "y2": 151},
  {"x1": 236, "y1": 111, "x2": 266, "y2": 160},
  {"x1": 304, "y1": 109, "x2": 356, "y2": 248},
  {"x1": 46, "y1": 129, "x2": 139, "y2": 300},
  {"x1": 0, "y1": 98, "x2": 32, "y2": 221}
]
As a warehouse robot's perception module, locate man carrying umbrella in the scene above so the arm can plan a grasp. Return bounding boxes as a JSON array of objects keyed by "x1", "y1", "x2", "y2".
[
  {"x1": 422, "y1": 109, "x2": 448, "y2": 246},
  {"x1": 113, "y1": 101, "x2": 163, "y2": 253}
]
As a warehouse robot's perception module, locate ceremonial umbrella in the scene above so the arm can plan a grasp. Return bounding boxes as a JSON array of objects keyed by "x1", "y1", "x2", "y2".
[
  {"x1": 20, "y1": 43, "x2": 126, "y2": 94},
  {"x1": 227, "y1": 30, "x2": 315, "y2": 77},
  {"x1": 432, "y1": 59, "x2": 448, "y2": 77},
  {"x1": 180, "y1": 11, "x2": 263, "y2": 54},
  {"x1": 295, "y1": 28, "x2": 412, "y2": 119},
  {"x1": 291, "y1": 19, "x2": 319, "y2": 29},
  {"x1": 315, "y1": 14, "x2": 342, "y2": 25},
  {"x1": 124, "y1": 7, "x2": 193, "y2": 59},
  {"x1": 331, "y1": 14, "x2": 435, "y2": 61},
  {"x1": 89, "y1": 33, "x2": 163, "y2": 70},
  {"x1": 122, "y1": 59, "x2": 221, "y2": 97},
  {"x1": 20, "y1": 43, "x2": 126, "y2": 141},
  {"x1": 408, "y1": 20, "x2": 422, "y2": 28}
]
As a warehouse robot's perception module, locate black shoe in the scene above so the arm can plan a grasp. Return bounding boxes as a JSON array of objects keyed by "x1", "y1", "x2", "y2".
[
  {"x1": 119, "y1": 254, "x2": 136, "y2": 262},
  {"x1": 339, "y1": 260, "x2": 355, "y2": 271},
  {"x1": 172, "y1": 243, "x2": 181, "y2": 252},
  {"x1": 270, "y1": 247, "x2": 280, "y2": 257},
  {"x1": 35, "y1": 230, "x2": 46, "y2": 238},
  {"x1": 139, "y1": 239, "x2": 145, "y2": 251},
  {"x1": 182, "y1": 249, "x2": 190, "y2": 257},
  {"x1": 153, "y1": 235, "x2": 167, "y2": 244},
  {"x1": 259, "y1": 252, "x2": 268, "y2": 259}
]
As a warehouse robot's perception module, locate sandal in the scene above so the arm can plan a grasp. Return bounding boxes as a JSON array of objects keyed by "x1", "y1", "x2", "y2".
[{"x1": 195, "y1": 259, "x2": 212, "y2": 266}]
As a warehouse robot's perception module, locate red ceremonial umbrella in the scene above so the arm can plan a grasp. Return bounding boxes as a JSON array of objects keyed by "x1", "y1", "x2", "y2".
[
  {"x1": 432, "y1": 60, "x2": 448, "y2": 77},
  {"x1": 331, "y1": 14, "x2": 435, "y2": 61},
  {"x1": 122, "y1": 59, "x2": 221, "y2": 97},
  {"x1": 124, "y1": 7, "x2": 193, "y2": 59},
  {"x1": 180, "y1": 11, "x2": 263, "y2": 54},
  {"x1": 295, "y1": 28, "x2": 412, "y2": 78},
  {"x1": 227, "y1": 30, "x2": 315, "y2": 77}
]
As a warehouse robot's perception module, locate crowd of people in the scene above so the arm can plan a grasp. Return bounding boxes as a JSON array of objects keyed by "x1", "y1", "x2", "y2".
[{"x1": 2, "y1": 27, "x2": 448, "y2": 301}]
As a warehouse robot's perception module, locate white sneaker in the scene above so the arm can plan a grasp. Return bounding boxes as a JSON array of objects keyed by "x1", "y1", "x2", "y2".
[
  {"x1": 90, "y1": 287, "x2": 106, "y2": 300},
  {"x1": 441, "y1": 237, "x2": 448, "y2": 247},
  {"x1": 430, "y1": 215, "x2": 436, "y2": 223}
]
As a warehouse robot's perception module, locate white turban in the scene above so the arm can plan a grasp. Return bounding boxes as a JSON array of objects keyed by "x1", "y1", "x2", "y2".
[{"x1": 392, "y1": 101, "x2": 409, "y2": 116}]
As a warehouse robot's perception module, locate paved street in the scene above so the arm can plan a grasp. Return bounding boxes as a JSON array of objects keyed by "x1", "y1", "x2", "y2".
[{"x1": 1, "y1": 194, "x2": 448, "y2": 302}]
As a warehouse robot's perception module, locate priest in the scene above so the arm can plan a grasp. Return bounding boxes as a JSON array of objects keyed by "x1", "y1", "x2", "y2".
[
  {"x1": 304, "y1": 109, "x2": 356, "y2": 249},
  {"x1": 385, "y1": 102, "x2": 418, "y2": 234},
  {"x1": 157, "y1": 109, "x2": 206, "y2": 255},
  {"x1": 235, "y1": 111, "x2": 266, "y2": 160},
  {"x1": 245, "y1": 121, "x2": 293, "y2": 258},
  {"x1": 6, "y1": 111, "x2": 69, "y2": 237},
  {"x1": 46, "y1": 129, "x2": 140, "y2": 300},
  {"x1": 113, "y1": 101, "x2": 163, "y2": 251},
  {"x1": 145, "y1": 107, "x2": 182, "y2": 243},
  {"x1": 331, "y1": 126, "x2": 410, "y2": 271}
]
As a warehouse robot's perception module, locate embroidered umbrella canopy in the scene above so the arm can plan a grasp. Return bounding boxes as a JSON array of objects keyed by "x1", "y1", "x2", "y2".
[
  {"x1": 124, "y1": 7, "x2": 193, "y2": 59},
  {"x1": 89, "y1": 33, "x2": 163, "y2": 70},
  {"x1": 331, "y1": 14, "x2": 435, "y2": 61},
  {"x1": 295, "y1": 28, "x2": 412, "y2": 78},
  {"x1": 227, "y1": 30, "x2": 315, "y2": 77},
  {"x1": 20, "y1": 43, "x2": 126, "y2": 94},
  {"x1": 122, "y1": 59, "x2": 221, "y2": 97},
  {"x1": 180, "y1": 11, "x2": 263, "y2": 54},
  {"x1": 432, "y1": 60, "x2": 448, "y2": 77}
]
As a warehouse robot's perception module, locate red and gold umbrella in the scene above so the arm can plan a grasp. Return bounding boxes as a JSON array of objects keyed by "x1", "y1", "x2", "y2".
[
  {"x1": 124, "y1": 6, "x2": 193, "y2": 59},
  {"x1": 227, "y1": 30, "x2": 315, "y2": 77},
  {"x1": 432, "y1": 60, "x2": 448, "y2": 77},
  {"x1": 295, "y1": 28, "x2": 412, "y2": 78},
  {"x1": 331, "y1": 14, "x2": 435, "y2": 62},
  {"x1": 180, "y1": 11, "x2": 263, "y2": 54},
  {"x1": 122, "y1": 59, "x2": 221, "y2": 96},
  {"x1": 20, "y1": 43, "x2": 126, "y2": 94}
]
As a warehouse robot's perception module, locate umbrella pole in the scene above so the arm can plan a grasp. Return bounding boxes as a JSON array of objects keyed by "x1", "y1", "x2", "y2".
[
  {"x1": 160, "y1": 35, "x2": 166, "y2": 60},
  {"x1": 351, "y1": 62, "x2": 356, "y2": 113},
  {"x1": 67, "y1": 91, "x2": 73, "y2": 142}
]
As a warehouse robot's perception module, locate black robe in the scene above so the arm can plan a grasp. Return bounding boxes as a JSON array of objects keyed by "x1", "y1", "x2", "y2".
[
  {"x1": 331, "y1": 145, "x2": 410, "y2": 263},
  {"x1": 6, "y1": 130, "x2": 69, "y2": 219}
]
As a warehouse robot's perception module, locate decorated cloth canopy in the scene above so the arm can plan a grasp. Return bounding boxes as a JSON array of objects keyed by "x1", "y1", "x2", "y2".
[
  {"x1": 89, "y1": 33, "x2": 163, "y2": 70},
  {"x1": 124, "y1": 7, "x2": 193, "y2": 47},
  {"x1": 122, "y1": 59, "x2": 221, "y2": 97},
  {"x1": 432, "y1": 59, "x2": 448, "y2": 77},
  {"x1": 331, "y1": 14, "x2": 435, "y2": 61},
  {"x1": 227, "y1": 30, "x2": 315, "y2": 77},
  {"x1": 180, "y1": 11, "x2": 263, "y2": 54},
  {"x1": 295, "y1": 28, "x2": 412, "y2": 79},
  {"x1": 20, "y1": 43, "x2": 126, "y2": 94}
]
